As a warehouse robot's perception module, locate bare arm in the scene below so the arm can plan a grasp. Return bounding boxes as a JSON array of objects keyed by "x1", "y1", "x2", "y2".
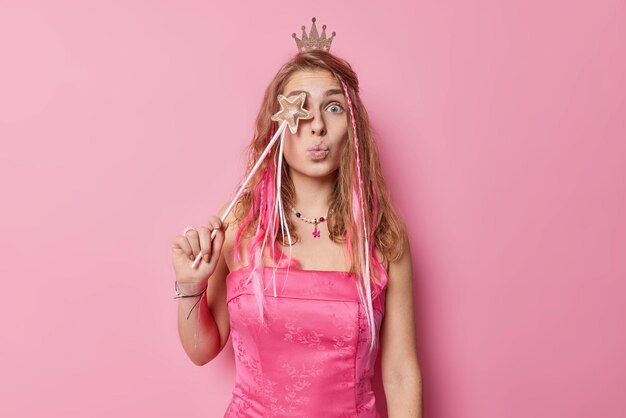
[
  {"x1": 380, "y1": 235, "x2": 423, "y2": 417},
  {"x1": 174, "y1": 204, "x2": 235, "y2": 366},
  {"x1": 176, "y1": 251, "x2": 230, "y2": 366}
]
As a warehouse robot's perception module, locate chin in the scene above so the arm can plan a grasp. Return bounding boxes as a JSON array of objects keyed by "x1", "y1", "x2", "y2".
[
  {"x1": 304, "y1": 166, "x2": 339, "y2": 179},
  {"x1": 290, "y1": 163, "x2": 338, "y2": 179}
]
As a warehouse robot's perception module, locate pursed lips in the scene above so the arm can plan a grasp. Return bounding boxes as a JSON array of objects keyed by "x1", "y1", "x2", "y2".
[
  {"x1": 307, "y1": 144, "x2": 329, "y2": 151},
  {"x1": 306, "y1": 145, "x2": 330, "y2": 161}
]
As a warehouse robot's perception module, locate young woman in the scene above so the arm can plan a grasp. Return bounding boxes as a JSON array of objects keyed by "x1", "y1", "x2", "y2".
[{"x1": 172, "y1": 45, "x2": 422, "y2": 416}]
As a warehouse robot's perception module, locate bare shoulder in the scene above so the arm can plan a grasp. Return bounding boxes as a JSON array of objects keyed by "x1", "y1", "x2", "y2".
[
  {"x1": 218, "y1": 201, "x2": 244, "y2": 272},
  {"x1": 387, "y1": 232, "x2": 413, "y2": 282},
  {"x1": 374, "y1": 247, "x2": 388, "y2": 272},
  {"x1": 219, "y1": 202, "x2": 238, "y2": 241}
]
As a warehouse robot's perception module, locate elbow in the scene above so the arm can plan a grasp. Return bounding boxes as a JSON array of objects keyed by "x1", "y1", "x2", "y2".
[
  {"x1": 383, "y1": 373, "x2": 422, "y2": 389},
  {"x1": 190, "y1": 357, "x2": 208, "y2": 367},
  {"x1": 188, "y1": 345, "x2": 223, "y2": 367},
  {"x1": 187, "y1": 350, "x2": 216, "y2": 367}
]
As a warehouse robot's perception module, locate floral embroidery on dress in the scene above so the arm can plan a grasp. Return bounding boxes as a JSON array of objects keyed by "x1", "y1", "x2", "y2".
[
  {"x1": 283, "y1": 320, "x2": 324, "y2": 350},
  {"x1": 329, "y1": 310, "x2": 357, "y2": 353},
  {"x1": 233, "y1": 334, "x2": 262, "y2": 384},
  {"x1": 281, "y1": 360, "x2": 323, "y2": 406}
]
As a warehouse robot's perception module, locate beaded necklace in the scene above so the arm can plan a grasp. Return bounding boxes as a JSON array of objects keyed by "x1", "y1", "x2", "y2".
[{"x1": 290, "y1": 207, "x2": 332, "y2": 238}]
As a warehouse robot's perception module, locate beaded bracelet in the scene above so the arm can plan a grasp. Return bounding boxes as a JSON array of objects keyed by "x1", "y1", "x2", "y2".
[{"x1": 174, "y1": 281, "x2": 207, "y2": 320}]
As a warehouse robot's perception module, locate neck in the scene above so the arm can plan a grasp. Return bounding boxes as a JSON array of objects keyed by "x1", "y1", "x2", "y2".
[{"x1": 289, "y1": 169, "x2": 336, "y2": 216}]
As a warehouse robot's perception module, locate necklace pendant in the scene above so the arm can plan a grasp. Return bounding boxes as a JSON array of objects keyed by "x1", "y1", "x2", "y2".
[{"x1": 312, "y1": 222, "x2": 321, "y2": 238}]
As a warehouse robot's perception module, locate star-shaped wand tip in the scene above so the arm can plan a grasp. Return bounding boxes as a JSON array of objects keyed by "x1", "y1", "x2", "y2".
[{"x1": 270, "y1": 92, "x2": 313, "y2": 134}]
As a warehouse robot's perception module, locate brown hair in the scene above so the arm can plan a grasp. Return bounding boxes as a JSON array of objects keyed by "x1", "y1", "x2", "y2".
[{"x1": 234, "y1": 50, "x2": 407, "y2": 273}]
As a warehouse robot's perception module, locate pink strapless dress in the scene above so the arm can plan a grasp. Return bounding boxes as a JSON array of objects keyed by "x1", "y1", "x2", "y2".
[{"x1": 224, "y1": 266, "x2": 388, "y2": 417}]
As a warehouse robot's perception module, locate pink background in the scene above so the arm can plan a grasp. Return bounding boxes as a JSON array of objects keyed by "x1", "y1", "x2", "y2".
[{"x1": 1, "y1": 0, "x2": 625, "y2": 417}]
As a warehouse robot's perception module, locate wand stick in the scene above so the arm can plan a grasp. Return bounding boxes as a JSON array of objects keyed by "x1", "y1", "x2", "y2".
[
  {"x1": 190, "y1": 120, "x2": 288, "y2": 269},
  {"x1": 190, "y1": 91, "x2": 312, "y2": 269}
]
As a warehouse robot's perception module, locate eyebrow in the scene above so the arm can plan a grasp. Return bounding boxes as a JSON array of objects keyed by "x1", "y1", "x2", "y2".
[{"x1": 286, "y1": 88, "x2": 344, "y2": 98}]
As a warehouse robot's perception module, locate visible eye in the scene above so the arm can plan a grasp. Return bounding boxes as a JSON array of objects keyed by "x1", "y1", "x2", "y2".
[{"x1": 326, "y1": 103, "x2": 344, "y2": 113}]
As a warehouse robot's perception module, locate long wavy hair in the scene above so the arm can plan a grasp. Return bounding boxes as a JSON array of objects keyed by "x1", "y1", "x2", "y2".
[{"x1": 231, "y1": 50, "x2": 407, "y2": 354}]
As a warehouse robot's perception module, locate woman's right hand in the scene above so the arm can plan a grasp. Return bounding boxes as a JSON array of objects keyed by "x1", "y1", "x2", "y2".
[{"x1": 171, "y1": 216, "x2": 229, "y2": 291}]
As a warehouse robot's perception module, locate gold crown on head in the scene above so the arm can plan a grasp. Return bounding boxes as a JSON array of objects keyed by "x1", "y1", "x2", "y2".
[{"x1": 292, "y1": 17, "x2": 336, "y2": 52}]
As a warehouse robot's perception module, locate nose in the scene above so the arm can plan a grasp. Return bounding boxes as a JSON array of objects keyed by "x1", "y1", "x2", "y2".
[{"x1": 309, "y1": 109, "x2": 326, "y2": 136}]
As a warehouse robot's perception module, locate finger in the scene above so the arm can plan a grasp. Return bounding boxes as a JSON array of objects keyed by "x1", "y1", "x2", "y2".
[
  {"x1": 207, "y1": 215, "x2": 223, "y2": 230},
  {"x1": 184, "y1": 228, "x2": 201, "y2": 259},
  {"x1": 196, "y1": 226, "x2": 213, "y2": 264},
  {"x1": 207, "y1": 223, "x2": 227, "y2": 269},
  {"x1": 173, "y1": 235, "x2": 194, "y2": 261}
]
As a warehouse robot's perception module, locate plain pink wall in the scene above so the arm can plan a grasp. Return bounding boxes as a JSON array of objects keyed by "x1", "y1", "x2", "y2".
[{"x1": 1, "y1": 0, "x2": 625, "y2": 417}]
